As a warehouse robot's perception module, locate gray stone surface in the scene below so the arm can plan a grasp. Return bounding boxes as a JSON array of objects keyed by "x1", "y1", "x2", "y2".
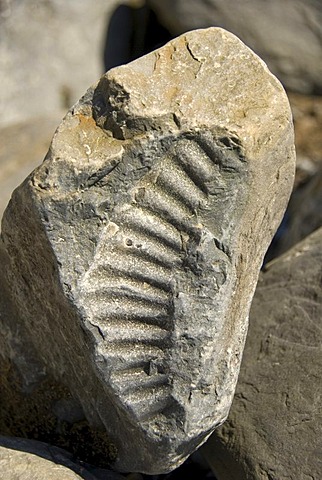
[
  {"x1": 148, "y1": 0, "x2": 322, "y2": 94},
  {"x1": 0, "y1": 0, "x2": 120, "y2": 128},
  {"x1": 0, "y1": 28, "x2": 295, "y2": 473},
  {"x1": 0, "y1": 436, "x2": 125, "y2": 480},
  {"x1": 202, "y1": 227, "x2": 322, "y2": 479}
]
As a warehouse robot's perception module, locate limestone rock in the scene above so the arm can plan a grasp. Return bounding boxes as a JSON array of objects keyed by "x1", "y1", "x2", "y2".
[
  {"x1": 148, "y1": 0, "x2": 322, "y2": 94},
  {"x1": 0, "y1": 436, "x2": 125, "y2": 480},
  {"x1": 1, "y1": 28, "x2": 295, "y2": 473},
  {"x1": 202, "y1": 227, "x2": 322, "y2": 479}
]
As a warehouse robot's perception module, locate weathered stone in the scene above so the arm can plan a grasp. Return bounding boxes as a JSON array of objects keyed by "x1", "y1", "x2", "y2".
[
  {"x1": 148, "y1": 0, "x2": 322, "y2": 94},
  {"x1": 0, "y1": 436, "x2": 125, "y2": 480},
  {"x1": 1, "y1": 28, "x2": 295, "y2": 473},
  {"x1": 202, "y1": 227, "x2": 322, "y2": 479}
]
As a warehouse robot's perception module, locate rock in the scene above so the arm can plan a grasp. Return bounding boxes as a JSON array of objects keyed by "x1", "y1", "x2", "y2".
[
  {"x1": 202, "y1": 227, "x2": 322, "y2": 479},
  {"x1": 0, "y1": 116, "x2": 62, "y2": 222},
  {"x1": 0, "y1": 28, "x2": 295, "y2": 473},
  {"x1": 289, "y1": 93, "x2": 322, "y2": 167},
  {"x1": 275, "y1": 166, "x2": 322, "y2": 256},
  {"x1": 0, "y1": 0, "x2": 120, "y2": 128},
  {"x1": 264, "y1": 92, "x2": 322, "y2": 262},
  {"x1": 288, "y1": 93, "x2": 322, "y2": 186},
  {"x1": 0, "y1": 247, "x2": 119, "y2": 469},
  {"x1": 0, "y1": 436, "x2": 125, "y2": 480},
  {"x1": 147, "y1": 0, "x2": 322, "y2": 94}
]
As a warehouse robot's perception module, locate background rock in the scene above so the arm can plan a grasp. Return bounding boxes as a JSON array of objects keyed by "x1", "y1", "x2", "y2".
[
  {"x1": 274, "y1": 165, "x2": 322, "y2": 257},
  {"x1": 265, "y1": 93, "x2": 322, "y2": 261},
  {"x1": 0, "y1": 0, "x2": 121, "y2": 127},
  {"x1": 0, "y1": 116, "x2": 62, "y2": 221},
  {"x1": 147, "y1": 0, "x2": 322, "y2": 94},
  {"x1": 0, "y1": 28, "x2": 295, "y2": 474},
  {"x1": 202, "y1": 227, "x2": 322, "y2": 479},
  {"x1": 288, "y1": 93, "x2": 322, "y2": 186},
  {"x1": 0, "y1": 436, "x2": 125, "y2": 480}
]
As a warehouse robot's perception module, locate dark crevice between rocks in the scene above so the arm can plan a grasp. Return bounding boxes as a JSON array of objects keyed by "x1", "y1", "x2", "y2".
[{"x1": 103, "y1": 2, "x2": 173, "y2": 72}]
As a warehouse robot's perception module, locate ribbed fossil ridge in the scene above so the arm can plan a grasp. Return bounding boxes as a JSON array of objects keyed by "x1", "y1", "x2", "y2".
[{"x1": 77, "y1": 130, "x2": 248, "y2": 424}]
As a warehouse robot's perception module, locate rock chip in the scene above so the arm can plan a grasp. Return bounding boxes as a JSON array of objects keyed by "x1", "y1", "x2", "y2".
[
  {"x1": 202, "y1": 227, "x2": 322, "y2": 479},
  {"x1": 148, "y1": 0, "x2": 322, "y2": 94},
  {"x1": 0, "y1": 28, "x2": 295, "y2": 473}
]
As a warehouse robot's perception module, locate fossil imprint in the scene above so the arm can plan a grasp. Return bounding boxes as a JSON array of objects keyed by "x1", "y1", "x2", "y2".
[{"x1": 77, "y1": 130, "x2": 248, "y2": 425}]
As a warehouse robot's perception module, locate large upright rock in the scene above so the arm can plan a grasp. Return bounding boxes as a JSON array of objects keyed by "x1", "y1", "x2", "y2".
[
  {"x1": 202, "y1": 227, "x2": 322, "y2": 479},
  {"x1": 0, "y1": 28, "x2": 295, "y2": 473},
  {"x1": 148, "y1": 0, "x2": 322, "y2": 94}
]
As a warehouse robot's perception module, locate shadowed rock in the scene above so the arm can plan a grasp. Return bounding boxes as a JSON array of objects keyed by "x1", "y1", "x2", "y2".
[
  {"x1": 276, "y1": 167, "x2": 322, "y2": 256},
  {"x1": 0, "y1": 28, "x2": 295, "y2": 473},
  {"x1": 0, "y1": 436, "x2": 125, "y2": 480},
  {"x1": 202, "y1": 226, "x2": 322, "y2": 478}
]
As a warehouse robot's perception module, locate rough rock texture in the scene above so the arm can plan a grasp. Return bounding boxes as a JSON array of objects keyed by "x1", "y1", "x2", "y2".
[
  {"x1": 0, "y1": 28, "x2": 295, "y2": 473},
  {"x1": 148, "y1": 0, "x2": 322, "y2": 94},
  {"x1": 0, "y1": 436, "x2": 125, "y2": 480},
  {"x1": 202, "y1": 227, "x2": 322, "y2": 479},
  {"x1": 0, "y1": 116, "x2": 61, "y2": 221},
  {"x1": 0, "y1": 0, "x2": 120, "y2": 127}
]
